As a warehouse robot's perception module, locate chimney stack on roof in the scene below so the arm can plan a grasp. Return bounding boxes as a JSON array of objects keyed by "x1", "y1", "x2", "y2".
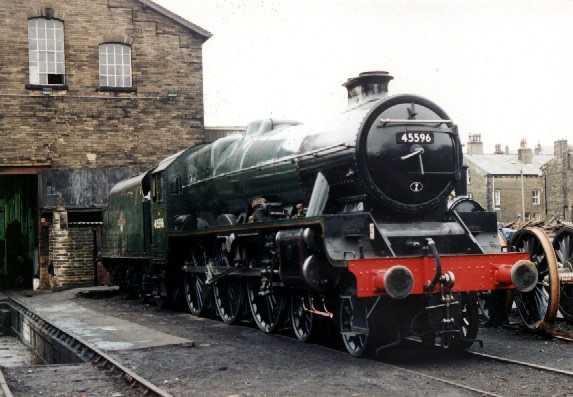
[
  {"x1": 494, "y1": 144, "x2": 504, "y2": 154},
  {"x1": 343, "y1": 71, "x2": 393, "y2": 107},
  {"x1": 554, "y1": 139, "x2": 569, "y2": 160},
  {"x1": 518, "y1": 138, "x2": 533, "y2": 164},
  {"x1": 466, "y1": 134, "x2": 484, "y2": 155},
  {"x1": 534, "y1": 142, "x2": 543, "y2": 155}
]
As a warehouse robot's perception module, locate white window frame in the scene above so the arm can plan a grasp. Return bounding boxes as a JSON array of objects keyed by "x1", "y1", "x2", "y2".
[
  {"x1": 28, "y1": 18, "x2": 65, "y2": 86},
  {"x1": 99, "y1": 43, "x2": 132, "y2": 88},
  {"x1": 494, "y1": 190, "x2": 501, "y2": 209},
  {"x1": 532, "y1": 189, "x2": 541, "y2": 206}
]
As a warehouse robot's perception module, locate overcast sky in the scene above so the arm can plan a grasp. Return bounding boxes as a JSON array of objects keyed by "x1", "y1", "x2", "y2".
[{"x1": 155, "y1": 0, "x2": 573, "y2": 153}]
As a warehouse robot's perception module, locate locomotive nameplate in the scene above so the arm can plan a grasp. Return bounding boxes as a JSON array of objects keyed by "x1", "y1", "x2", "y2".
[{"x1": 396, "y1": 131, "x2": 434, "y2": 144}]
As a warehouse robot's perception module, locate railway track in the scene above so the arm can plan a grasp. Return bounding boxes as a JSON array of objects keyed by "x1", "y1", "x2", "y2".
[
  {"x1": 378, "y1": 336, "x2": 573, "y2": 397},
  {"x1": 378, "y1": 361, "x2": 505, "y2": 397},
  {"x1": 2, "y1": 296, "x2": 173, "y2": 397},
  {"x1": 466, "y1": 350, "x2": 573, "y2": 377},
  {"x1": 375, "y1": 345, "x2": 573, "y2": 397}
]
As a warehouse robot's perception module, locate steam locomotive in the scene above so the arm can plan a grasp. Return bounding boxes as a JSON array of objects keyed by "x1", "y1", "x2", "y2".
[{"x1": 101, "y1": 71, "x2": 538, "y2": 356}]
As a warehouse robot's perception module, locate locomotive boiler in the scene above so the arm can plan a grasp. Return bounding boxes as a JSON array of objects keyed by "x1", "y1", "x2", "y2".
[{"x1": 102, "y1": 71, "x2": 539, "y2": 356}]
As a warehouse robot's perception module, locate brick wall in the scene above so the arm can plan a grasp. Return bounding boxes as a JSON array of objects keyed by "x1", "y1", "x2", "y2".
[{"x1": 0, "y1": 0, "x2": 208, "y2": 169}]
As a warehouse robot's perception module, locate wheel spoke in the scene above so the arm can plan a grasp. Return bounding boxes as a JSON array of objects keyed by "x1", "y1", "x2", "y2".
[
  {"x1": 248, "y1": 279, "x2": 286, "y2": 334},
  {"x1": 554, "y1": 229, "x2": 573, "y2": 322}
]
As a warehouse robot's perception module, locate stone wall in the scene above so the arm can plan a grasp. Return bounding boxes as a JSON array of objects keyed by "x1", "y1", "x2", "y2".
[
  {"x1": 468, "y1": 168, "x2": 546, "y2": 223},
  {"x1": 0, "y1": 0, "x2": 208, "y2": 169},
  {"x1": 49, "y1": 206, "x2": 96, "y2": 288},
  {"x1": 543, "y1": 141, "x2": 573, "y2": 221}
]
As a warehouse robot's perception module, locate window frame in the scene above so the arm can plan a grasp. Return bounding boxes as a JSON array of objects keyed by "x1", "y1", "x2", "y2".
[
  {"x1": 98, "y1": 42, "x2": 134, "y2": 91},
  {"x1": 494, "y1": 190, "x2": 501, "y2": 209},
  {"x1": 27, "y1": 17, "x2": 67, "y2": 89},
  {"x1": 532, "y1": 189, "x2": 541, "y2": 206}
]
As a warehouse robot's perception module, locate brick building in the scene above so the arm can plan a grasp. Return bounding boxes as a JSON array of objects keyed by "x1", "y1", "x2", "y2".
[
  {"x1": 465, "y1": 135, "x2": 553, "y2": 223},
  {"x1": 542, "y1": 139, "x2": 573, "y2": 221},
  {"x1": 0, "y1": 0, "x2": 211, "y2": 289}
]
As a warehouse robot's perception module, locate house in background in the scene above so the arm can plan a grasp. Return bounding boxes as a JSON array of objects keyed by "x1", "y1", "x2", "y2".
[
  {"x1": 0, "y1": 0, "x2": 211, "y2": 290},
  {"x1": 465, "y1": 135, "x2": 553, "y2": 223},
  {"x1": 542, "y1": 139, "x2": 573, "y2": 222}
]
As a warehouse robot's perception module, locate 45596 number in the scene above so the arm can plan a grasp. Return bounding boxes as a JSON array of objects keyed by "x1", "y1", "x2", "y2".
[{"x1": 396, "y1": 132, "x2": 434, "y2": 144}]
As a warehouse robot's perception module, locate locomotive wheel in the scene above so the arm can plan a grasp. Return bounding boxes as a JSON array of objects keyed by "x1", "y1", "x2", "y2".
[
  {"x1": 247, "y1": 279, "x2": 286, "y2": 334},
  {"x1": 511, "y1": 227, "x2": 560, "y2": 331},
  {"x1": 553, "y1": 227, "x2": 573, "y2": 322},
  {"x1": 290, "y1": 294, "x2": 316, "y2": 342},
  {"x1": 213, "y1": 276, "x2": 245, "y2": 324},
  {"x1": 184, "y1": 248, "x2": 211, "y2": 316},
  {"x1": 449, "y1": 293, "x2": 479, "y2": 350},
  {"x1": 339, "y1": 297, "x2": 369, "y2": 357},
  {"x1": 184, "y1": 272, "x2": 209, "y2": 316}
]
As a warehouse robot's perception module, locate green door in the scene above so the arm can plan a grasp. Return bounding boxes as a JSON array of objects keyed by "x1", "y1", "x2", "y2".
[{"x1": 0, "y1": 210, "x2": 5, "y2": 283}]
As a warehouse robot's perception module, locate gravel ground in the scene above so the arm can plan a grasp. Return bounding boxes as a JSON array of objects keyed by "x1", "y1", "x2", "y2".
[
  {"x1": 72, "y1": 292, "x2": 573, "y2": 397},
  {"x1": 3, "y1": 363, "x2": 141, "y2": 397}
]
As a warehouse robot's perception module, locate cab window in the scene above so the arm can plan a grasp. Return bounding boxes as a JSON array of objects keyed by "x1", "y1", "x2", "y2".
[{"x1": 151, "y1": 174, "x2": 162, "y2": 203}]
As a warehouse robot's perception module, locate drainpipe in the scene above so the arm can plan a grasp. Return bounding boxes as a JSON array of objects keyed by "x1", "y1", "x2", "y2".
[{"x1": 520, "y1": 168, "x2": 526, "y2": 221}]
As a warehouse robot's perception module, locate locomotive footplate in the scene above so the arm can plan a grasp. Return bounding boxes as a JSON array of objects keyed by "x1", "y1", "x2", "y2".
[{"x1": 348, "y1": 251, "x2": 535, "y2": 298}]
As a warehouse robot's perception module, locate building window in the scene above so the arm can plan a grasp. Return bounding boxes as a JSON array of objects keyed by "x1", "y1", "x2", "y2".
[
  {"x1": 28, "y1": 18, "x2": 65, "y2": 86},
  {"x1": 532, "y1": 190, "x2": 541, "y2": 206},
  {"x1": 99, "y1": 43, "x2": 132, "y2": 88},
  {"x1": 494, "y1": 190, "x2": 501, "y2": 209}
]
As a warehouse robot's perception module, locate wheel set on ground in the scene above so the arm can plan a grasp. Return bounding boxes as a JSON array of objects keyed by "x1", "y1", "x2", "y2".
[{"x1": 506, "y1": 225, "x2": 573, "y2": 330}]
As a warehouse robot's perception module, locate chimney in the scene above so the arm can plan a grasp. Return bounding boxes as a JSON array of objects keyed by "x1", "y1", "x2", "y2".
[
  {"x1": 534, "y1": 142, "x2": 543, "y2": 155},
  {"x1": 494, "y1": 144, "x2": 504, "y2": 154},
  {"x1": 554, "y1": 139, "x2": 569, "y2": 160},
  {"x1": 343, "y1": 71, "x2": 393, "y2": 106},
  {"x1": 505, "y1": 145, "x2": 510, "y2": 155},
  {"x1": 518, "y1": 138, "x2": 533, "y2": 164},
  {"x1": 466, "y1": 134, "x2": 484, "y2": 155}
]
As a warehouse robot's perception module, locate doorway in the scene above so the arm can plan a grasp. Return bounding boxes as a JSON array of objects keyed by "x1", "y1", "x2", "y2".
[{"x1": 0, "y1": 175, "x2": 38, "y2": 290}]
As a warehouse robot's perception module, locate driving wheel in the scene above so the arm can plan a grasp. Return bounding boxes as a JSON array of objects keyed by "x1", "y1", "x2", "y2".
[
  {"x1": 511, "y1": 227, "x2": 560, "y2": 331},
  {"x1": 553, "y1": 226, "x2": 573, "y2": 322}
]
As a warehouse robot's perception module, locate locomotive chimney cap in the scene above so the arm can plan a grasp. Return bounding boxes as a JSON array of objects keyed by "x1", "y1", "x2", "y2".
[
  {"x1": 343, "y1": 71, "x2": 394, "y2": 90},
  {"x1": 343, "y1": 71, "x2": 394, "y2": 107}
]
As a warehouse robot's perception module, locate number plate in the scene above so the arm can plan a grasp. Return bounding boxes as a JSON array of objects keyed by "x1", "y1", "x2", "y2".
[{"x1": 396, "y1": 132, "x2": 434, "y2": 144}]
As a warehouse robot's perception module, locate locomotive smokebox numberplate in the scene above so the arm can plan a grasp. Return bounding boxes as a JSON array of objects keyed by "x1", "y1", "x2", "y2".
[{"x1": 396, "y1": 131, "x2": 434, "y2": 144}]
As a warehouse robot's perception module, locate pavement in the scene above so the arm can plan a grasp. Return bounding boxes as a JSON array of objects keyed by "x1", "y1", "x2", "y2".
[{"x1": 14, "y1": 288, "x2": 190, "y2": 352}]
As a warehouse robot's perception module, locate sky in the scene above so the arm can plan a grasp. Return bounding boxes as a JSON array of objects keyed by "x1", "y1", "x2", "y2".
[{"x1": 155, "y1": 0, "x2": 573, "y2": 153}]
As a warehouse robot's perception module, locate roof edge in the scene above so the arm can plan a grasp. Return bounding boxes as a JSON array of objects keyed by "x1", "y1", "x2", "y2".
[{"x1": 137, "y1": 0, "x2": 212, "y2": 40}]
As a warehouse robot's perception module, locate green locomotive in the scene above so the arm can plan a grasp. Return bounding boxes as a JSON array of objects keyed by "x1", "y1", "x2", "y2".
[{"x1": 102, "y1": 72, "x2": 540, "y2": 356}]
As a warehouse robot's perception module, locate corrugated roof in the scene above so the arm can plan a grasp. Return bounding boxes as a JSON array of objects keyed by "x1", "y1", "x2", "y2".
[
  {"x1": 137, "y1": 0, "x2": 212, "y2": 39},
  {"x1": 152, "y1": 149, "x2": 186, "y2": 174},
  {"x1": 109, "y1": 171, "x2": 149, "y2": 195},
  {"x1": 466, "y1": 153, "x2": 553, "y2": 176}
]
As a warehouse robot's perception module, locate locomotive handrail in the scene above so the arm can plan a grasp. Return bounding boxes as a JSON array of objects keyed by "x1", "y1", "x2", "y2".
[
  {"x1": 377, "y1": 118, "x2": 452, "y2": 127},
  {"x1": 182, "y1": 143, "x2": 354, "y2": 189}
]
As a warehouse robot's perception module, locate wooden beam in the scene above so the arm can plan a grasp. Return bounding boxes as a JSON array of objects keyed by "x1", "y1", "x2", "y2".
[{"x1": 0, "y1": 166, "x2": 50, "y2": 175}]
